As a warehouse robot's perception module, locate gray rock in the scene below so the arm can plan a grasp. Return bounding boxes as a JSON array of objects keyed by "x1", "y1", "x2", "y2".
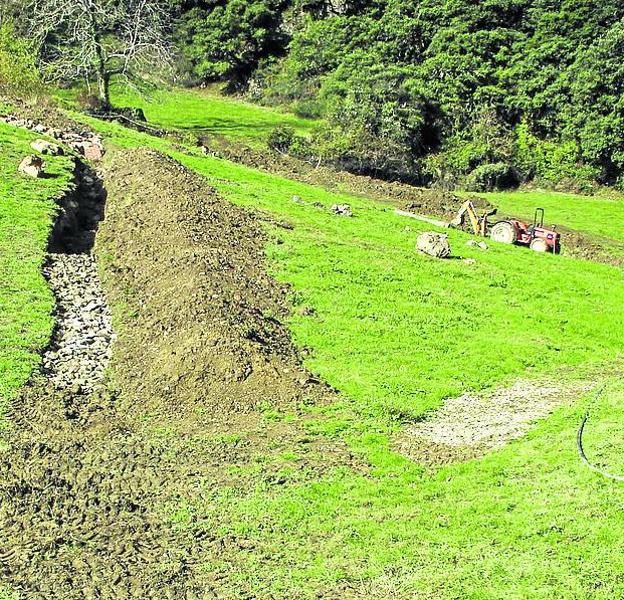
[
  {"x1": 18, "y1": 155, "x2": 45, "y2": 178},
  {"x1": 31, "y1": 139, "x2": 64, "y2": 156},
  {"x1": 331, "y1": 204, "x2": 353, "y2": 217},
  {"x1": 42, "y1": 253, "x2": 115, "y2": 393},
  {"x1": 416, "y1": 232, "x2": 452, "y2": 258}
]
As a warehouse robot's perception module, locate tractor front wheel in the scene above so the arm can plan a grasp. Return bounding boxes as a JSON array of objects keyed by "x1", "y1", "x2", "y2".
[
  {"x1": 530, "y1": 238, "x2": 549, "y2": 252},
  {"x1": 490, "y1": 221, "x2": 517, "y2": 244}
]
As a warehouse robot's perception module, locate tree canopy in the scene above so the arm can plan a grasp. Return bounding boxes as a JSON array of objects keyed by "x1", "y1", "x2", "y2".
[
  {"x1": 176, "y1": 0, "x2": 624, "y2": 188},
  {"x1": 8, "y1": 0, "x2": 624, "y2": 188}
]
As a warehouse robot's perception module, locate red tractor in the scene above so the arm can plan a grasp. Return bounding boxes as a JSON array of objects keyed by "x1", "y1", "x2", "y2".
[{"x1": 490, "y1": 208, "x2": 561, "y2": 253}]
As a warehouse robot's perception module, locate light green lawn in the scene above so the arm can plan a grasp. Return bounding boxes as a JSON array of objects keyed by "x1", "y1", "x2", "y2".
[
  {"x1": 0, "y1": 122, "x2": 74, "y2": 418},
  {"x1": 64, "y1": 104, "x2": 624, "y2": 597},
  {"x1": 59, "y1": 83, "x2": 319, "y2": 144},
  {"x1": 477, "y1": 189, "x2": 624, "y2": 244}
]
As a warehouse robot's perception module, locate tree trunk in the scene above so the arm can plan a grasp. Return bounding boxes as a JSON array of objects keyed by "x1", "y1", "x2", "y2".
[
  {"x1": 88, "y1": 5, "x2": 110, "y2": 111},
  {"x1": 97, "y1": 72, "x2": 111, "y2": 110}
]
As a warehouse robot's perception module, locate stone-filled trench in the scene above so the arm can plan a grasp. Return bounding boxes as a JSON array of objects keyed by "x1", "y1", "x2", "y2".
[
  {"x1": 0, "y1": 142, "x2": 358, "y2": 598},
  {"x1": 42, "y1": 162, "x2": 114, "y2": 394}
]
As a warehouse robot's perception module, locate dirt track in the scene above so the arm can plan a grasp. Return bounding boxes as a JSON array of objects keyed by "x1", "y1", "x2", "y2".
[{"x1": 0, "y1": 148, "x2": 355, "y2": 598}]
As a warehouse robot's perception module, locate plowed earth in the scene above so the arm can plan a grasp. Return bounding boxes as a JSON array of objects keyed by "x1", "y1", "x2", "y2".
[{"x1": 0, "y1": 148, "x2": 356, "y2": 598}]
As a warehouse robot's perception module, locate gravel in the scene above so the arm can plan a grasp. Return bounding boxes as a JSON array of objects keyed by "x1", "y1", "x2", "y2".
[
  {"x1": 41, "y1": 253, "x2": 115, "y2": 393},
  {"x1": 395, "y1": 378, "x2": 594, "y2": 465}
]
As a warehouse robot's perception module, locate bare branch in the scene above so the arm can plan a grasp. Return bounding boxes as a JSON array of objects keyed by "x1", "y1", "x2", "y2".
[{"x1": 26, "y1": 0, "x2": 173, "y2": 106}]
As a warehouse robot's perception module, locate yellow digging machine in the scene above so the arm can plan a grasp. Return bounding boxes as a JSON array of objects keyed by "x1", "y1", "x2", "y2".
[{"x1": 449, "y1": 200, "x2": 496, "y2": 236}]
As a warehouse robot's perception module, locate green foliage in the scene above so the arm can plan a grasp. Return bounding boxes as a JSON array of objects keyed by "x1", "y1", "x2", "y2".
[
  {"x1": 423, "y1": 108, "x2": 515, "y2": 187},
  {"x1": 311, "y1": 59, "x2": 440, "y2": 178},
  {"x1": 267, "y1": 124, "x2": 295, "y2": 152},
  {"x1": 565, "y1": 20, "x2": 624, "y2": 184},
  {"x1": 0, "y1": 23, "x2": 42, "y2": 99},
  {"x1": 514, "y1": 122, "x2": 598, "y2": 188},
  {"x1": 256, "y1": 15, "x2": 375, "y2": 115},
  {"x1": 178, "y1": 0, "x2": 289, "y2": 86},
  {"x1": 179, "y1": 0, "x2": 624, "y2": 186},
  {"x1": 464, "y1": 162, "x2": 517, "y2": 192}
]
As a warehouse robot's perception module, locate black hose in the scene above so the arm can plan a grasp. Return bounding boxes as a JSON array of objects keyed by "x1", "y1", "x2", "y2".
[{"x1": 577, "y1": 382, "x2": 624, "y2": 482}]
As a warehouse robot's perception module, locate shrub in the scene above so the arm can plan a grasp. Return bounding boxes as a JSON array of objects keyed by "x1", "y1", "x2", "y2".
[
  {"x1": 514, "y1": 122, "x2": 599, "y2": 185},
  {"x1": 0, "y1": 23, "x2": 42, "y2": 99},
  {"x1": 267, "y1": 125, "x2": 296, "y2": 153},
  {"x1": 464, "y1": 163, "x2": 518, "y2": 192}
]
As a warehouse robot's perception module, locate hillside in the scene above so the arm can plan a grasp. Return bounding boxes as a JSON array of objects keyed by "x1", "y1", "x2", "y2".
[
  {"x1": 174, "y1": 0, "x2": 624, "y2": 189},
  {"x1": 1, "y1": 4, "x2": 624, "y2": 594},
  {"x1": 1, "y1": 88, "x2": 624, "y2": 597}
]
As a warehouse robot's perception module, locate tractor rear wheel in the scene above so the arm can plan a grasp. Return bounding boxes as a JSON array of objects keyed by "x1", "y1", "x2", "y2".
[
  {"x1": 490, "y1": 221, "x2": 517, "y2": 244},
  {"x1": 530, "y1": 238, "x2": 549, "y2": 253}
]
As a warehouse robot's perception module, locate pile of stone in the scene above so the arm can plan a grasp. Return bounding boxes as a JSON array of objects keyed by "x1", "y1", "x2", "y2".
[
  {"x1": 31, "y1": 138, "x2": 64, "y2": 156},
  {"x1": 0, "y1": 114, "x2": 105, "y2": 161},
  {"x1": 41, "y1": 254, "x2": 115, "y2": 393}
]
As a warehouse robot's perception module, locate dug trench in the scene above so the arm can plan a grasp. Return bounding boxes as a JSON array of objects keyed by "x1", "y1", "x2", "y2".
[{"x1": 0, "y1": 147, "x2": 358, "y2": 598}]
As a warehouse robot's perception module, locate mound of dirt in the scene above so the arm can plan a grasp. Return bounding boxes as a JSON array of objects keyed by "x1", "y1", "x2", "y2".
[
  {"x1": 555, "y1": 226, "x2": 624, "y2": 266},
  {"x1": 99, "y1": 147, "x2": 329, "y2": 422}
]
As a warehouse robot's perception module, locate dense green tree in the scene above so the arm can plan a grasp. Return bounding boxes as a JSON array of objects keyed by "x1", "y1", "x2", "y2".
[
  {"x1": 120, "y1": 0, "x2": 624, "y2": 186},
  {"x1": 177, "y1": 0, "x2": 289, "y2": 87},
  {"x1": 565, "y1": 20, "x2": 624, "y2": 183},
  {"x1": 317, "y1": 57, "x2": 440, "y2": 177},
  {"x1": 0, "y1": 22, "x2": 42, "y2": 98}
]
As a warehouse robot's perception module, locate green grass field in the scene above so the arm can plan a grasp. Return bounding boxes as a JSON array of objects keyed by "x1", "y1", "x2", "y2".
[
  {"x1": 0, "y1": 122, "x2": 74, "y2": 419},
  {"x1": 59, "y1": 83, "x2": 320, "y2": 144},
  {"x1": 61, "y1": 97, "x2": 624, "y2": 597},
  {"x1": 62, "y1": 83, "x2": 624, "y2": 247}
]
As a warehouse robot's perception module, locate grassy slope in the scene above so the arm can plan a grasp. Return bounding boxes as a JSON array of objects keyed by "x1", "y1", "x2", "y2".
[
  {"x1": 66, "y1": 104, "x2": 624, "y2": 598},
  {"x1": 0, "y1": 122, "x2": 74, "y2": 418},
  {"x1": 97, "y1": 84, "x2": 319, "y2": 143},
  {"x1": 83, "y1": 84, "x2": 624, "y2": 247}
]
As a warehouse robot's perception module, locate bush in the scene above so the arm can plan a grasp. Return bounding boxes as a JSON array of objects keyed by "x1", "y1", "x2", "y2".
[
  {"x1": 288, "y1": 135, "x2": 314, "y2": 161},
  {"x1": 267, "y1": 125, "x2": 296, "y2": 153},
  {"x1": 464, "y1": 163, "x2": 518, "y2": 192},
  {"x1": 514, "y1": 123, "x2": 599, "y2": 185},
  {"x1": 0, "y1": 23, "x2": 42, "y2": 99}
]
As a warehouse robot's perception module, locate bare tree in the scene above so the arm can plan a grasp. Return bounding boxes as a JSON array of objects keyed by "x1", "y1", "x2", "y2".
[{"x1": 29, "y1": 0, "x2": 173, "y2": 109}]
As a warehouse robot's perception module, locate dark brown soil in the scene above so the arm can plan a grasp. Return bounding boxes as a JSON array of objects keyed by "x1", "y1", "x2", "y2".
[
  {"x1": 0, "y1": 148, "x2": 358, "y2": 598},
  {"x1": 201, "y1": 137, "x2": 493, "y2": 219},
  {"x1": 99, "y1": 148, "x2": 329, "y2": 422},
  {"x1": 554, "y1": 226, "x2": 624, "y2": 265}
]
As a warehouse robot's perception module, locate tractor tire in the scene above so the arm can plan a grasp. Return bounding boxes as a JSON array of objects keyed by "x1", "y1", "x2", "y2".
[
  {"x1": 530, "y1": 238, "x2": 549, "y2": 253},
  {"x1": 490, "y1": 221, "x2": 517, "y2": 244}
]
